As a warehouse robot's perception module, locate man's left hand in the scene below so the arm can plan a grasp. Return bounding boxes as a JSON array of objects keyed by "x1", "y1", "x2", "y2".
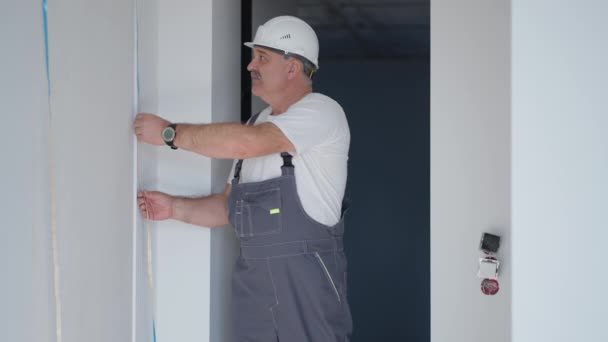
[{"x1": 134, "y1": 113, "x2": 169, "y2": 146}]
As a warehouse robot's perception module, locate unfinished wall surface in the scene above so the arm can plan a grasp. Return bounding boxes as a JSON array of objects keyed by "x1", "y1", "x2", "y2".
[
  {"x1": 47, "y1": 1, "x2": 136, "y2": 341},
  {"x1": 210, "y1": 1, "x2": 242, "y2": 342},
  {"x1": 151, "y1": 0, "x2": 241, "y2": 341},
  {"x1": 511, "y1": 1, "x2": 608, "y2": 341},
  {"x1": 134, "y1": 0, "x2": 158, "y2": 341},
  {"x1": 431, "y1": 1, "x2": 511, "y2": 342},
  {"x1": 1, "y1": 3, "x2": 51, "y2": 342},
  {"x1": 3, "y1": 1, "x2": 140, "y2": 341},
  {"x1": 152, "y1": 0, "x2": 213, "y2": 341},
  {"x1": 3, "y1": 1, "x2": 242, "y2": 341}
]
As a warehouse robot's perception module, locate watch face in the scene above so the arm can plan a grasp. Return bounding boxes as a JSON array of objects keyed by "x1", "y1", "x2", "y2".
[{"x1": 162, "y1": 127, "x2": 175, "y2": 142}]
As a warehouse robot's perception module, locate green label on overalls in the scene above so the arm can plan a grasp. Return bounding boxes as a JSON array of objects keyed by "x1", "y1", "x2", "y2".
[{"x1": 270, "y1": 208, "x2": 281, "y2": 215}]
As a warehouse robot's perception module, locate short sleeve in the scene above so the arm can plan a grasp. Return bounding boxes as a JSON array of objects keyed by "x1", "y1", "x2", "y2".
[{"x1": 266, "y1": 94, "x2": 345, "y2": 154}]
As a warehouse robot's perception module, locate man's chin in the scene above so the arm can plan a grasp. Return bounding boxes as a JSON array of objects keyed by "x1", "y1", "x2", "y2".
[{"x1": 251, "y1": 86, "x2": 261, "y2": 97}]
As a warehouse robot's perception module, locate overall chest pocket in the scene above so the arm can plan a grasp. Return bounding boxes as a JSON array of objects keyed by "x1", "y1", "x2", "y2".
[{"x1": 234, "y1": 187, "x2": 283, "y2": 238}]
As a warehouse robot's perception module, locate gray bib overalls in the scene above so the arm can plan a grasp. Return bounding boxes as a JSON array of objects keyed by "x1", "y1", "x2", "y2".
[{"x1": 227, "y1": 113, "x2": 353, "y2": 341}]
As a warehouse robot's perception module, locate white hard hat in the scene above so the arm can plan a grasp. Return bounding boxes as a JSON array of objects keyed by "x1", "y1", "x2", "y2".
[{"x1": 245, "y1": 16, "x2": 320, "y2": 69}]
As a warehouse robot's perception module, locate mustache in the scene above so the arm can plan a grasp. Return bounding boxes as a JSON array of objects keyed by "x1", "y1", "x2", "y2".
[{"x1": 250, "y1": 72, "x2": 261, "y2": 80}]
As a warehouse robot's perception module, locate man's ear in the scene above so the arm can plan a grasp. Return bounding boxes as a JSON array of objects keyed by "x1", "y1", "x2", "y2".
[{"x1": 286, "y1": 58, "x2": 302, "y2": 80}]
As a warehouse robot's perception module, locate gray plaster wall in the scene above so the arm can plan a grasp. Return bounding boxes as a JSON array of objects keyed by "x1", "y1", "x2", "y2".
[{"x1": 431, "y1": 1, "x2": 511, "y2": 341}]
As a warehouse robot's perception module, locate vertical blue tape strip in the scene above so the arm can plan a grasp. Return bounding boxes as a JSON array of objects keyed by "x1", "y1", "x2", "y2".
[
  {"x1": 135, "y1": 2, "x2": 140, "y2": 102},
  {"x1": 153, "y1": 320, "x2": 156, "y2": 342},
  {"x1": 42, "y1": 0, "x2": 51, "y2": 96}
]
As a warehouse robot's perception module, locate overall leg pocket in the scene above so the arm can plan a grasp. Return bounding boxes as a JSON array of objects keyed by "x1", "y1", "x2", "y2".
[{"x1": 314, "y1": 252, "x2": 342, "y2": 303}]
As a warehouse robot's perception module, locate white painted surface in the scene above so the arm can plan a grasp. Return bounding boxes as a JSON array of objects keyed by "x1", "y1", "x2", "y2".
[
  {"x1": 512, "y1": 1, "x2": 608, "y2": 341},
  {"x1": 152, "y1": 1, "x2": 243, "y2": 339},
  {"x1": 431, "y1": 1, "x2": 511, "y2": 342},
  {"x1": 134, "y1": 1, "x2": 158, "y2": 341},
  {"x1": 210, "y1": 1, "x2": 241, "y2": 342},
  {"x1": 153, "y1": 0, "x2": 212, "y2": 341},
  {"x1": 0, "y1": 3, "x2": 50, "y2": 342},
  {"x1": 3, "y1": 1, "x2": 261, "y2": 341},
  {"x1": 3, "y1": 2, "x2": 138, "y2": 341},
  {"x1": 46, "y1": 1, "x2": 135, "y2": 342}
]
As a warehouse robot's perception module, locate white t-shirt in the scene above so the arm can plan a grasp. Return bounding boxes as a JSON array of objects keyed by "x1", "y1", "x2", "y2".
[{"x1": 227, "y1": 93, "x2": 350, "y2": 226}]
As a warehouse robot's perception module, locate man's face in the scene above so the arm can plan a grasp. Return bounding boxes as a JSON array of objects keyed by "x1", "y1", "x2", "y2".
[{"x1": 247, "y1": 47, "x2": 289, "y2": 99}]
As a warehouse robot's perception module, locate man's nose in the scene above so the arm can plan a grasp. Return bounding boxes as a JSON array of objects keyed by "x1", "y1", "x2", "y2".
[{"x1": 247, "y1": 59, "x2": 257, "y2": 72}]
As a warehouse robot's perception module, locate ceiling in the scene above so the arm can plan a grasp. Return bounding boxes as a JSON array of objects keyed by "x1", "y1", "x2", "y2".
[{"x1": 295, "y1": 0, "x2": 430, "y2": 61}]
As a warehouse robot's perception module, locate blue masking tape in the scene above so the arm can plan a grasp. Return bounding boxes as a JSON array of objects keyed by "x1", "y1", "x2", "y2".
[
  {"x1": 42, "y1": 0, "x2": 51, "y2": 96},
  {"x1": 135, "y1": 4, "x2": 140, "y2": 101}
]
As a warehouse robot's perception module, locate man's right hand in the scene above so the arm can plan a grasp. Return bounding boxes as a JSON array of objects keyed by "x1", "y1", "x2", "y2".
[{"x1": 137, "y1": 191, "x2": 174, "y2": 221}]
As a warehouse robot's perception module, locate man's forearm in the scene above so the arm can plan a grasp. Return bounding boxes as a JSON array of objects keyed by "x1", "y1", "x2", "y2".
[
  {"x1": 175, "y1": 123, "x2": 254, "y2": 159},
  {"x1": 172, "y1": 121, "x2": 294, "y2": 159},
  {"x1": 172, "y1": 193, "x2": 230, "y2": 228}
]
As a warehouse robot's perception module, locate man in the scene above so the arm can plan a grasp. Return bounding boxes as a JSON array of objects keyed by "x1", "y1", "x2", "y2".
[{"x1": 134, "y1": 15, "x2": 352, "y2": 341}]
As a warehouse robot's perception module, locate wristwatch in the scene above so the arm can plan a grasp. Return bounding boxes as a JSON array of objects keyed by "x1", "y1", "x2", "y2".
[{"x1": 161, "y1": 123, "x2": 178, "y2": 150}]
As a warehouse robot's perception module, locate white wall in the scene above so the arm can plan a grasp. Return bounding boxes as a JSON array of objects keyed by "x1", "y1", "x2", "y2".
[
  {"x1": 135, "y1": 0, "x2": 159, "y2": 341},
  {"x1": 434, "y1": 1, "x2": 608, "y2": 342},
  {"x1": 152, "y1": 1, "x2": 212, "y2": 341},
  {"x1": 210, "y1": 1, "x2": 242, "y2": 342},
  {"x1": 431, "y1": 1, "x2": 511, "y2": 342},
  {"x1": 3, "y1": 2, "x2": 140, "y2": 341},
  {"x1": 511, "y1": 1, "x2": 608, "y2": 341},
  {"x1": 150, "y1": 0, "x2": 241, "y2": 341},
  {"x1": 1, "y1": 3, "x2": 51, "y2": 342},
  {"x1": 48, "y1": 1, "x2": 136, "y2": 341},
  {"x1": 2, "y1": 1, "x2": 243, "y2": 341}
]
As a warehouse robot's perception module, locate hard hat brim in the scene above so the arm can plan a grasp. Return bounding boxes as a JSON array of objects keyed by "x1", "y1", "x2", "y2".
[{"x1": 243, "y1": 43, "x2": 319, "y2": 70}]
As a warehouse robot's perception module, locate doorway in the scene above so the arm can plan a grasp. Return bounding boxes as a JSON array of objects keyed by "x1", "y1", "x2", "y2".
[{"x1": 243, "y1": 1, "x2": 430, "y2": 340}]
